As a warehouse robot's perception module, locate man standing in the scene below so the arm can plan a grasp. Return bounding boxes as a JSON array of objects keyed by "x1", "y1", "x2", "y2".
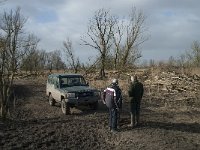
[
  {"x1": 128, "y1": 75, "x2": 144, "y2": 127},
  {"x1": 103, "y1": 79, "x2": 122, "y2": 132}
]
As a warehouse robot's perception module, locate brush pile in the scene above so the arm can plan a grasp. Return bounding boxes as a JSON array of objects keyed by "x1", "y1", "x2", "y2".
[{"x1": 144, "y1": 71, "x2": 200, "y2": 107}]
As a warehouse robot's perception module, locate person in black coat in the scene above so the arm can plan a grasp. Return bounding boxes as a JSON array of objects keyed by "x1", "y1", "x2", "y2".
[{"x1": 128, "y1": 75, "x2": 144, "y2": 127}]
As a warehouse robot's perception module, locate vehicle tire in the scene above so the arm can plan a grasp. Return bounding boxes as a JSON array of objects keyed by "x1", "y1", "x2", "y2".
[
  {"x1": 61, "y1": 99, "x2": 70, "y2": 115},
  {"x1": 90, "y1": 101, "x2": 98, "y2": 110},
  {"x1": 49, "y1": 94, "x2": 55, "y2": 106}
]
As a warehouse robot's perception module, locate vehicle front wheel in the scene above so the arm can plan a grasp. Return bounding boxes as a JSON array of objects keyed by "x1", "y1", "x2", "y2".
[
  {"x1": 61, "y1": 99, "x2": 70, "y2": 115},
  {"x1": 49, "y1": 94, "x2": 55, "y2": 106}
]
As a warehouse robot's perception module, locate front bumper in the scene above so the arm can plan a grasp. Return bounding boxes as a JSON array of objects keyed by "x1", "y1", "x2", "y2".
[{"x1": 65, "y1": 96, "x2": 99, "y2": 106}]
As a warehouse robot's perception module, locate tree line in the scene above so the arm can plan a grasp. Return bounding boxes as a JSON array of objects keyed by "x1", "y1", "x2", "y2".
[
  {"x1": 0, "y1": 8, "x2": 66, "y2": 118},
  {"x1": 0, "y1": 7, "x2": 147, "y2": 118},
  {"x1": 1, "y1": 5, "x2": 200, "y2": 118},
  {"x1": 140, "y1": 40, "x2": 200, "y2": 72}
]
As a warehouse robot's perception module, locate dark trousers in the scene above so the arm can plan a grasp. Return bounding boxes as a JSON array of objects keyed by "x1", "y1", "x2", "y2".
[
  {"x1": 109, "y1": 108, "x2": 118, "y2": 130},
  {"x1": 130, "y1": 99, "x2": 141, "y2": 125}
]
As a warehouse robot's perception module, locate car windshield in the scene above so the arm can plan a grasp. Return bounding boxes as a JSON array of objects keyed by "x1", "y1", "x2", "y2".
[{"x1": 60, "y1": 76, "x2": 87, "y2": 88}]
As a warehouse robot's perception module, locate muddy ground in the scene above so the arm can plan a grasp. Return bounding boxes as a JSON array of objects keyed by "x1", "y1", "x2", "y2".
[{"x1": 0, "y1": 78, "x2": 200, "y2": 150}]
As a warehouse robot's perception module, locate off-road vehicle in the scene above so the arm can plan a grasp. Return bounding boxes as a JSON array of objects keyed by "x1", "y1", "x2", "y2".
[{"x1": 46, "y1": 74, "x2": 100, "y2": 114}]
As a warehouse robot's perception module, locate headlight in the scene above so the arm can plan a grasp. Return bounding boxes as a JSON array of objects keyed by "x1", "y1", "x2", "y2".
[
  {"x1": 94, "y1": 91, "x2": 100, "y2": 96},
  {"x1": 67, "y1": 93, "x2": 76, "y2": 98}
]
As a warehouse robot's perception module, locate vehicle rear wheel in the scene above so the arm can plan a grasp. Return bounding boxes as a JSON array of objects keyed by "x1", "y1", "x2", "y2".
[
  {"x1": 49, "y1": 94, "x2": 55, "y2": 106},
  {"x1": 61, "y1": 99, "x2": 70, "y2": 115}
]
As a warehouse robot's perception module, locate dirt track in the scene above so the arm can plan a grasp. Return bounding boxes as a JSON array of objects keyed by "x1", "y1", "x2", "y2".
[{"x1": 0, "y1": 78, "x2": 200, "y2": 150}]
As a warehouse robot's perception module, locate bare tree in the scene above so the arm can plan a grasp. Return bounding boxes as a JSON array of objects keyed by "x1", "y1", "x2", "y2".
[
  {"x1": 81, "y1": 56, "x2": 100, "y2": 75},
  {"x1": 176, "y1": 40, "x2": 200, "y2": 74},
  {"x1": 20, "y1": 49, "x2": 48, "y2": 74},
  {"x1": 167, "y1": 56, "x2": 177, "y2": 69},
  {"x1": 46, "y1": 50, "x2": 65, "y2": 72},
  {"x1": 189, "y1": 41, "x2": 200, "y2": 67},
  {"x1": 177, "y1": 54, "x2": 188, "y2": 74},
  {"x1": 112, "y1": 20, "x2": 123, "y2": 70},
  {"x1": 63, "y1": 38, "x2": 80, "y2": 73},
  {"x1": 149, "y1": 59, "x2": 156, "y2": 68},
  {"x1": 82, "y1": 9, "x2": 117, "y2": 78},
  {"x1": 112, "y1": 7, "x2": 147, "y2": 69},
  {"x1": 0, "y1": 8, "x2": 31, "y2": 118},
  {"x1": 39, "y1": 50, "x2": 48, "y2": 72},
  {"x1": 20, "y1": 34, "x2": 40, "y2": 73}
]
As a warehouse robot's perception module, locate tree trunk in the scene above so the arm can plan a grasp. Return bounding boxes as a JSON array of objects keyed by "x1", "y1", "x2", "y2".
[
  {"x1": 1, "y1": 102, "x2": 7, "y2": 119},
  {"x1": 99, "y1": 54, "x2": 106, "y2": 78},
  {"x1": 114, "y1": 52, "x2": 118, "y2": 70}
]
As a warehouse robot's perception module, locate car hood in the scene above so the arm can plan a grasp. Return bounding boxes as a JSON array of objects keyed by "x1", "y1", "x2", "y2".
[{"x1": 60, "y1": 86, "x2": 97, "y2": 93}]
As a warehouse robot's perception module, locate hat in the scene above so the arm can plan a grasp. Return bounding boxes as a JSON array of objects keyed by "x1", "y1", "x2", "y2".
[
  {"x1": 131, "y1": 75, "x2": 138, "y2": 82},
  {"x1": 112, "y1": 78, "x2": 118, "y2": 85}
]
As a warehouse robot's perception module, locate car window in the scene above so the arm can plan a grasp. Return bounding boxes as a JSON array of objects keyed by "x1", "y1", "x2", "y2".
[
  {"x1": 48, "y1": 77, "x2": 53, "y2": 84},
  {"x1": 60, "y1": 76, "x2": 86, "y2": 87}
]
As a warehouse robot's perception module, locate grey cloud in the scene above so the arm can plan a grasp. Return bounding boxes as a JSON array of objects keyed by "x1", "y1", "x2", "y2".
[{"x1": 1, "y1": 0, "x2": 200, "y2": 62}]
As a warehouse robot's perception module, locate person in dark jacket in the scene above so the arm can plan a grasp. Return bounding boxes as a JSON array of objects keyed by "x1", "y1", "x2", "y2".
[
  {"x1": 103, "y1": 79, "x2": 122, "y2": 132},
  {"x1": 128, "y1": 75, "x2": 144, "y2": 127}
]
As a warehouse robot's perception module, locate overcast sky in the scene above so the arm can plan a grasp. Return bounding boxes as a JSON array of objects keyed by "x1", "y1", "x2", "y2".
[{"x1": 1, "y1": 0, "x2": 200, "y2": 63}]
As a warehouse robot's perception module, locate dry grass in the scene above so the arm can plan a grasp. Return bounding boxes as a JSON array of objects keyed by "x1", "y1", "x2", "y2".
[{"x1": 85, "y1": 68, "x2": 200, "y2": 109}]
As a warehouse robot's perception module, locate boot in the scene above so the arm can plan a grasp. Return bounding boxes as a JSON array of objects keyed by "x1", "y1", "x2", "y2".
[
  {"x1": 117, "y1": 112, "x2": 120, "y2": 129},
  {"x1": 128, "y1": 113, "x2": 134, "y2": 127},
  {"x1": 136, "y1": 113, "x2": 140, "y2": 126}
]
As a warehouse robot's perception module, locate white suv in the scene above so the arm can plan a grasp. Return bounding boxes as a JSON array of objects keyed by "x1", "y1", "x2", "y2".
[{"x1": 46, "y1": 74, "x2": 100, "y2": 114}]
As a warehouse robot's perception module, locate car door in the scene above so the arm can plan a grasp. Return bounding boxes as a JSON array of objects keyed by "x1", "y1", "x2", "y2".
[{"x1": 51, "y1": 77, "x2": 61, "y2": 102}]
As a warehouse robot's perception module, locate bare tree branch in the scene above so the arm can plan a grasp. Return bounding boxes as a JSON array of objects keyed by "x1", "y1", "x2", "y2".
[
  {"x1": 0, "y1": 8, "x2": 36, "y2": 118},
  {"x1": 112, "y1": 7, "x2": 148, "y2": 68},
  {"x1": 63, "y1": 38, "x2": 80, "y2": 73},
  {"x1": 81, "y1": 8, "x2": 117, "y2": 78}
]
